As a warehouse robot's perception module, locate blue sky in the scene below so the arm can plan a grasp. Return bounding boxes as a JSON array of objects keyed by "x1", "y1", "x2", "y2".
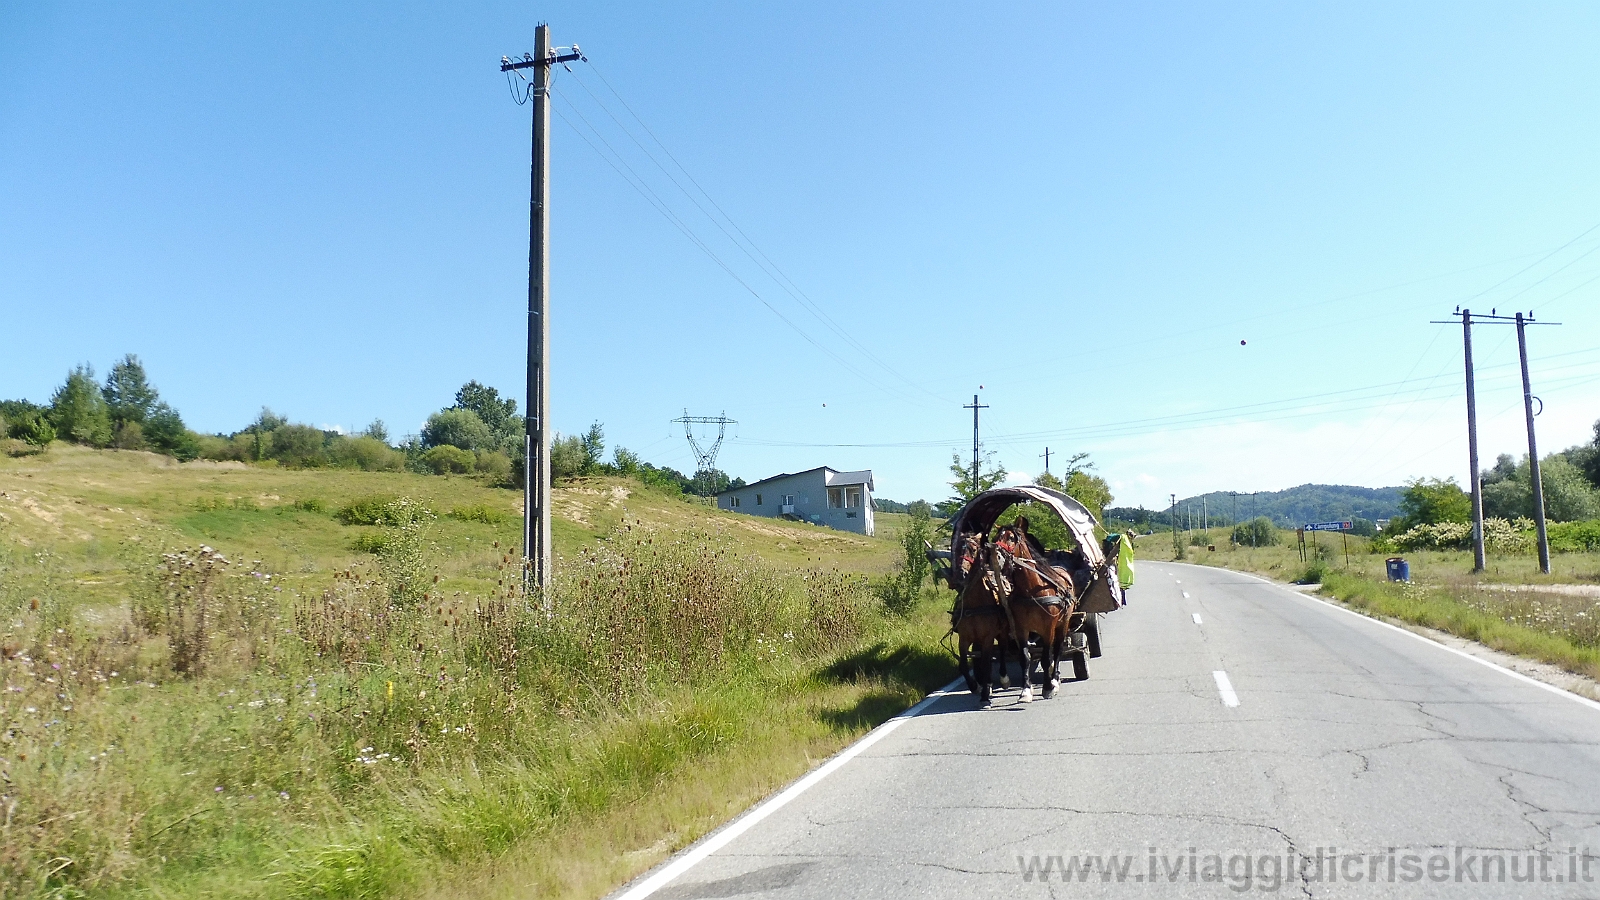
[{"x1": 3, "y1": 2, "x2": 1598, "y2": 509}]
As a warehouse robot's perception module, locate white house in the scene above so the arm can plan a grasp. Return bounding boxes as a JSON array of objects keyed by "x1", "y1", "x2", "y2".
[{"x1": 715, "y1": 467, "x2": 875, "y2": 535}]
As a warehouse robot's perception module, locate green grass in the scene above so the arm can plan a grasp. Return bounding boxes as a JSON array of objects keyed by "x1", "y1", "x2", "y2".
[
  {"x1": 1136, "y1": 525, "x2": 1600, "y2": 683},
  {"x1": 0, "y1": 445, "x2": 951, "y2": 899}
]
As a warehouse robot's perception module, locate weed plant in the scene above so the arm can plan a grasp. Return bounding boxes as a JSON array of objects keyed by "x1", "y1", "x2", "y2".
[{"x1": 0, "y1": 504, "x2": 904, "y2": 898}]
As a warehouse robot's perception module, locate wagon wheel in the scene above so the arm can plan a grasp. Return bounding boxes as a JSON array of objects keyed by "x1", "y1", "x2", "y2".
[
  {"x1": 1084, "y1": 613, "x2": 1103, "y2": 659},
  {"x1": 1071, "y1": 649, "x2": 1090, "y2": 681}
]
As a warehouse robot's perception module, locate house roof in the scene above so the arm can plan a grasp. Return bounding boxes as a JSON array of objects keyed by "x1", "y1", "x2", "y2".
[{"x1": 717, "y1": 466, "x2": 874, "y2": 495}]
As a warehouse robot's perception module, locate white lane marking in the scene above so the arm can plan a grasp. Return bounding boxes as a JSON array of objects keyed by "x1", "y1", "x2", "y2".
[
  {"x1": 1179, "y1": 564, "x2": 1600, "y2": 715},
  {"x1": 1176, "y1": 580, "x2": 1182, "y2": 584},
  {"x1": 1182, "y1": 591, "x2": 1190, "y2": 599},
  {"x1": 1212, "y1": 670, "x2": 1240, "y2": 707},
  {"x1": 1192, "y1": 613, "x2": 1203, "y2": 625},
  {"x1": 612, "y1": 677, "x2": 965, "y2": 900}
]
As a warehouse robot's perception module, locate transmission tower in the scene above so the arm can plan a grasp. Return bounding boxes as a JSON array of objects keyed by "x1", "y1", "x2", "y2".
[{"x1": 672, "y1": 410, "x2": 737, "y2": 472}]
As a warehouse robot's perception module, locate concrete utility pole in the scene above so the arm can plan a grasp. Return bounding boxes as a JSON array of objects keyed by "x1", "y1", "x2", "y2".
[
  {"x1": 501, "y1": 25, "x2": 583, "y2": 597},
  {"x1": 1462, "y1": 311, "x2": 1486, "y2": 573},
  {"x1": 964, "y1": 395, "x2": 989, "y2": 495},
  {"x1": 1516, "y1": 312, "x2": 1560, "y2": 574},
  {"x1": 1041, "y1": 447, "x2": 1051, "y2": 475},
  {"x1": 1171, "y1": 494, "x2": 1179, "y2": 556},
  {"x1": 1435, "y1": 308, "x2": 1556, "y2": 574}
]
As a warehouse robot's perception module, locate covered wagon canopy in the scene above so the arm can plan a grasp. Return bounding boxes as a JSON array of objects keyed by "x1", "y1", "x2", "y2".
[{"x1": 948, "y1": 485, "x2": 1105, "y2": 570}]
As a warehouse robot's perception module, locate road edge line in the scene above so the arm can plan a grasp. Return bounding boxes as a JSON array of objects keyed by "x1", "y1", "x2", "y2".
[
  {"x1": 608, "y1": 676, "x2": 966, "y2": 900},
  {"x1": 1176, "y1": 562, "x2": 1600, "y2": 715}
]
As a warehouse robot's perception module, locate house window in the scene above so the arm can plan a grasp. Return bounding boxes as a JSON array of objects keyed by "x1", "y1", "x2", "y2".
[
  {"x1": 828, "y1": 487, "x2": 843, "y2": 508},
  {"x1": 731, "y1": 496, "x2": 741, "y2": 508},
  {"x1": 845, "y1": 487, "x2": 862, "y2": 508},
  {"x1": 756, "y1": 494, "x2": 762, "y2": 506}
]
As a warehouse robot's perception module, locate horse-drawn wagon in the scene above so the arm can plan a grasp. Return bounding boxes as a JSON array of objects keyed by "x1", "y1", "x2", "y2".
[{"x1": 929, "y1": 485, "x2": 1128, "y2": 705}]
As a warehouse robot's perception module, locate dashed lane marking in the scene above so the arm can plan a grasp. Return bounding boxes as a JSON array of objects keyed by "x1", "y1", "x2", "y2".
[
  {"x1": 1212, "y1": 670, "x2": 1240, "y2": 707},
  {"x1": 1192, "y1": 613, "x2": 1203, "y2": 625}
]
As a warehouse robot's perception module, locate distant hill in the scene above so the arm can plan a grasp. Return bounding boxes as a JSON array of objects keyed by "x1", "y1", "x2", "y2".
[{"x1": 1108, "y1": 483, "x2": 1404, "y2": 529}]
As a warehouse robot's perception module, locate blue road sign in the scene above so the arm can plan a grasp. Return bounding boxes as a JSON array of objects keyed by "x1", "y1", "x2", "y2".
[{"x1": 1303, "y1": 521, "x2": 1353, "y2": 532}]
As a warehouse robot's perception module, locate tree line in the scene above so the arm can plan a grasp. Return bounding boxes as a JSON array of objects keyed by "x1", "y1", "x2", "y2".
[{"x1": 1, "y1": 358, "x2": 743, "y2": 497}]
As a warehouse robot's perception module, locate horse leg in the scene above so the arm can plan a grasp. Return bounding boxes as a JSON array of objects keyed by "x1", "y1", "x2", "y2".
[
  {"x1": 997, "y1": 636, "x2": 1011, "y2": 689},
  {"x1": 1016, "y1": 622, "x2": 1033, "y2": 703},
  {"x1": 1042, "y1": 617, "x2": 1063, "y2": 699},
  {"x1": 959, "y1": 636, "x2": 977, "y2": 694},
  {"x1": 977, "y1": 637, "x2": 994, "y2": 708}
]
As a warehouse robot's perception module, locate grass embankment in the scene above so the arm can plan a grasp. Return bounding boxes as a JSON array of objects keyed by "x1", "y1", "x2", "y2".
[
  {"x1": 1136, "y1": 528, "x2": 1600, "y2": 682},
  {"x1": 0, "y1": 446, "x2": 954, "y2": 899}
]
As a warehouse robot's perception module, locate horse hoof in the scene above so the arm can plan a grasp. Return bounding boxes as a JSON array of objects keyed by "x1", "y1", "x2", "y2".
[
  {"x1": 1000, "y1": 675, "x2": 1011, "y2": 689},
  {"x1": 1019, "y1": 686, "x2": 1033, "y2": 703},
  {"x1": 1043, "y1": 684, "x2": 1057, "y2": 700},
  {"x1": 980, "y1": 697, "x2": 994, "y2": 710}
]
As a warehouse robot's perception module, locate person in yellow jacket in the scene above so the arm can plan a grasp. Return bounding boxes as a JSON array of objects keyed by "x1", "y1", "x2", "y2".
[{"x1": 1111, "y1": 530, "x2": 1136, "y2": 604}]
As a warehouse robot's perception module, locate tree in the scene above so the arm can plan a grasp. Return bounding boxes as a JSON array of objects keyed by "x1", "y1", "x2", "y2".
[
  {"x1": 453, "y1": 381, "x2": 516, "y2": 432},
  {"x1": 421, "y1": 408, "x2": 494, "y2": 453},
  {"x1": 1033, "y1": 471, "x2": 1065, "y2": 491},
  {"x1": 550, "y1": 433, "x2": 586, "y2": 479},
  {"x1": 1396, "y1": 477, "x2": 1471, "y2": 530},
  {"x1": 103, "y1": 354, "x2": 160, "y2": 426},
  {"x1": 1064, "y1": 471, "x2": 1113, "y2": 522},
  {"x1": 1575, "y1": 418, "x2": 1600, "y2": 491},
  {"x1": 144, "y1": 403, "x2": 200, "y2": 460},
  {"x1": 1538, "y1": 456, "x2": 1600, "y2": 523},
  {"x1": 611, "y1": 446, "x2": 642, "y2": 476},
  {"x1": 49, "y1": 364, "x2": 112, "y2": 447},
  {"x1": 579, "y1": 421, "x2": 605, "y2": 475},
  {"x1": 270, "y1": 424, "x2": 328, "y2": 467},
  {"x1": 364, "y1": 419, "x2": 389, "y2": 444},
  {"x1": 947, "y1": 450, "x2": 1007, "y2": 504}
]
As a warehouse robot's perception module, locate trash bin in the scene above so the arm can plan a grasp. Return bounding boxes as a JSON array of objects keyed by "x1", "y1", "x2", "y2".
[{"x1": 1385, "y1": 557, "x2": 1410, "y2": 583}]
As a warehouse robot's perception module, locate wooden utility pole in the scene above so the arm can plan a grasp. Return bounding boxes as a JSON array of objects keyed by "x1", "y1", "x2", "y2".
[
  {"x1": 1041, "y1": 447, "x2": 1051, "y2": 475},
  {"x1": 1516, "y1": 312, "x2": 1560, "y2": 574},
  {"x1": 501, "y1": 26, "x2": 583, "y2": 598}
]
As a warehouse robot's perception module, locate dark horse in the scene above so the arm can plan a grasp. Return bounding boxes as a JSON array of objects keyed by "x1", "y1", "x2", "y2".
[
  {"x1": 951, "y1": 534, "x2": 1012, "y2": 708},
  {"x1": 993, "y1": 524, "x2": 1078, "y2": 700}
]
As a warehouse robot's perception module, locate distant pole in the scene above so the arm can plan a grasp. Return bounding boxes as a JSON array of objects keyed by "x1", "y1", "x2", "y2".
[
  {"x1": 964, "y1": 395, "x2": 989, "y2": 495},
  {"x1": 1516, "y1": 312, "x2": 1555, "y2": 574},
  {"x1": 1461, "y1": 310, "x2": 1487, "y2": 572},
  {"x1": 1171, "y1": 493, "x2": 1179, "y2": 556},
  {"x1": 501, "y1": 25, "x2": 584, "y2": 599},
  {"x1": 1041, "y1": 447, "x2": 1051, "y2": 475}
]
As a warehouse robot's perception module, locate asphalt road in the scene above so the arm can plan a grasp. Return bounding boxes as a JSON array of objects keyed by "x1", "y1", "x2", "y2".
[{"x1": 613, "y1": 562, "x2": 1600, "y2": 899}]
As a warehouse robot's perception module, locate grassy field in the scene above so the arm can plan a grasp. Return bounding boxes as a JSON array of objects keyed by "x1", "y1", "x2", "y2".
[
  {"x1": 0, "y1": 445, "x2": 954, "y2": 899},
  {"x1": 1135, "y1": 526, "x2": 1600, "y2": 681}
]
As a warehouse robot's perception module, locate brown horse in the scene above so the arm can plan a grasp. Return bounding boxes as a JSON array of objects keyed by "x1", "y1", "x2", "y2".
[
  {"x1": 951, "y1": 535, "x2": 1012, "y2": 707},
  {"x1": 993, "y1": 525, "x2": 1077, "y2": 700}
]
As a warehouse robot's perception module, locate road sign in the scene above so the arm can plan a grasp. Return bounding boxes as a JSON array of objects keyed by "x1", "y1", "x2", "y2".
[{"x1": 1303, "y1": 521, "x2": 1352, "y2": 532}]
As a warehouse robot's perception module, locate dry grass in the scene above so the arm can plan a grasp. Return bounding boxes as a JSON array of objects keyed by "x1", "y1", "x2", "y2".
[
  {"x1": 1137, "y1": 526, "x2": 1600, "y2": 682},
  {"x1": 0, "y1": 447, "x2": 950, "y2": 899}
]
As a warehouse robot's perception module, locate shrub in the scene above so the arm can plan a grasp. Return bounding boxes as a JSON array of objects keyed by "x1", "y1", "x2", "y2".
[
  {"x1": 421, "y1": 444, "x2": 476, "y2": 475},
  {"x1": 269, "y1": 424, "x2": 329, "y2": 467},
  {"x1": 1548, "y1": 519, "x2": 1600, "y2": 553},
  {"x1": 1232, "y1": 516, "x2": 1279, "y2": 547},
  {"x1": 1396, "y1": 476, "x2": 1471, "y2": 530},
  {"x1": 111, "y1": 419, "x2": 147, "y2": 450},
  {"x1": 1393, "y1": 521, "x2": 1472, "y2": 551},
  {"x1": 329, "y1": 435, "x2": 405, "y2": 471},
  {"x1": 337, "y1": 494, "x2": 404, "y2": 526},
  {"x1": 550, "y1": 433, "x2": 587, "y2": 479},
  {"x1": 474, "y1": 449, "x2": 513, "y2": 485},
  {"x1": 6, "y1": 408, "x2": 56, "y2": 446},
  {"x1": 422, "y1": 408, "x2": 494, "y2": 453},
  {"x1": 351, "y1": 531, "x2": 389, "y2": 554},
  {"x1": 447, "y1": 503, "x2": 512, "y2": 525},
  {"x1": 294, "y1": 498, "x2": 327, "y2": 513}
]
